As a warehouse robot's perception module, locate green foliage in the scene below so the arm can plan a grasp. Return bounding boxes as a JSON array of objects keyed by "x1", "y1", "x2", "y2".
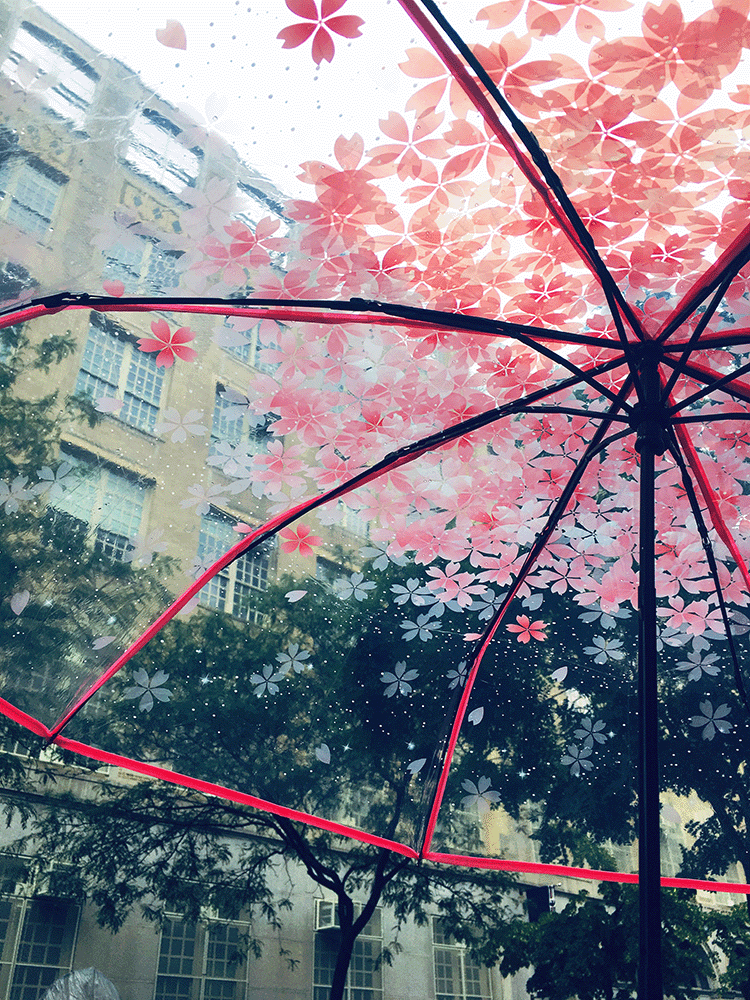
[
  {"x1": 711, "y1": 902, "x2": 750, "y2": 1000},
  {"x1": 498, "y1": 885, "x2": 715, "y2": 1000}
]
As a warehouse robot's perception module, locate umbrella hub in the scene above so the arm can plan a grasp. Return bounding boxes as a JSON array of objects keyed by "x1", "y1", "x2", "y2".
[{"x1": 630, "y1": 344, "x2": 669, "y2": 457}]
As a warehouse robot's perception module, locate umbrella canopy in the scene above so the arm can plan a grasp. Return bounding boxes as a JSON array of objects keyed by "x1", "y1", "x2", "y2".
[{"x1": 2, "y1": 0, "x2": 750, "y2": 995}]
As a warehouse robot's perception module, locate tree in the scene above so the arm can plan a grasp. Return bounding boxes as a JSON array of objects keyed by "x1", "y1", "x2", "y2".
[
  {"x1": 14, "y1": 552, "x2": 642, "y2": 1000},
  {"x1": 494, "y1": 884, "x2": 716, "y2": 1000}
]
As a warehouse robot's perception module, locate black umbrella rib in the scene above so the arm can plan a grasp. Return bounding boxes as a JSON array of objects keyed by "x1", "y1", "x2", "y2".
[
  {"x1": 659, "y1": 242, "x2": 750, "y2": 399},
  {"x1": 407, "y1": 0, "x2": 642, "y2": 356},
  {"x1": 657, "y1": 236, "x2": 750, "y2": 345},
  {"x1": 214, "y1": 364, "x2": 634, "y2": 583},
  {"x1": 0, "y1": 292, "x2": 632, "y2": 406},
  {"x1": 0, "y1": 292, "x2": 626, "y2": 349},
  {"x1": 519, "y1": 405, "x2": 629, "y2": 422},
  {"x1": 665, "y1": 426, "x2": 750, "y2": 716},
  {"x1": 664, "y1": 356, "x2": 750, "y2": 415},
  {"x1": 420, "y1": 382, "x2": 636, "y2": 855},
  {"x1": 673, "y1": 411, "x2": 750, "y2": 425}
]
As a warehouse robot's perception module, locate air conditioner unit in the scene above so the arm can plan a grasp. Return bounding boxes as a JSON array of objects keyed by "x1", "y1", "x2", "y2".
[{"x1": 315, "y1": 899, "x2": 340, "y2": 932}]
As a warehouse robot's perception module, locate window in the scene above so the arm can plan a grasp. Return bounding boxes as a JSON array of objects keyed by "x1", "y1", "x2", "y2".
[
  {"x1": 75, "y1": 314, "x2": 165, "y2": 434},
  {"x1": 313, "y1": 903, "x2": 382, "y2": 1000},
  {"x1": 126, "y1": 110, "x2": 200, "y2": 196},
  {"x1": 2, "y1": 22, "x2": 98, "y2": 128},
  {"x1": 336, "y1": 501, "x2": 370, "y2": 540},
  {"x1": 219, "y1": 323, "x2": 279, "y2": 375},
  {"x1": 0, "y1": 860, "x2": 79, "y2": 1000},
  {"x1": 155, "y1": 915, "x2": 247, "y2": 1000},
  {"x1": 0, "y1": 157, "x2": 65, "y2": 236},
  {"x1": 209, "y1": 385, "x2": 276, "y2": 457},
  {"x1": 433, "y1": 920, "x2": 491, "y2": 1000},
  {"x1": 50, "y1": 451, "x2": 149, "y2": 563},
  {"x1": 106, "y1": 237, "x2": 182, "y2": 294},
  {"x1": 197, "y1": 509, "x2": 274, "y2": 621}
]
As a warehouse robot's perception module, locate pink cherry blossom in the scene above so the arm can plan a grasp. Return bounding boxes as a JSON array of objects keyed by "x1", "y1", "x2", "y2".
[
  {"x1": 138, "y1": 319, "x2": 198, "y2": 368},
  {"x1": 277, "y1": 0, "x2": 364, "y2": 65},
  {"x1": 280, "y1": 523, "x2": 322, "y2": 558},
  {"x1": 507, "y1": 615, "x2": 547, "y2": 643}
]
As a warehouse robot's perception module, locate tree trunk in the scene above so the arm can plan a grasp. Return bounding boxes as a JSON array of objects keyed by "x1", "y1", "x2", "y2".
[{"x1": 329, "y1": 929, "x2": 358, "y2": 1000}]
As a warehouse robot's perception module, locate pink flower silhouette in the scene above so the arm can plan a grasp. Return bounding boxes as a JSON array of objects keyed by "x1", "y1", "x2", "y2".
[
  {"x1": 277, "y1": 0, "x2": 364, "y2": 65},
  {"x1": 280, "y1": 523, "x2": 322, "y2": 557},
  {"x1": 507, "y1": 615, "x2": 547, "y2": 644},
  {"x1": 138, "y1": 319, "x2": 198, "y2": 368}
]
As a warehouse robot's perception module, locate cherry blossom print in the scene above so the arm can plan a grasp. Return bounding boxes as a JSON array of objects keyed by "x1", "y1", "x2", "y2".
[
  {"x1": 574, "y1": 718, "x2": 609, "y2": 748},
  {"x1": 561, "y1": 743, "x2": 594, "y2": 777},
  {"x1": 154, "y1": 408, "x2": 208, "y2": 444},
  {"x1": 400, "y1": 614, "x2": 443, "y2": 642},
  {"x1": 276, "y1": 642, "x2": 312, "y2": 675},
  {"x1": 584, "y1": 636, "x2": 626, "y2": 664},
  {"x1": 279, "y1": 523, "x2": 322, "y2": 558},
  {"x1": 380, "y1": 661, "x2": 419, "y2": 698},
  {"x1": 251, "y1": 665, "x2": 285, "y2": 698},
  {"x1": 334, "y1": 572, "x2": 376, "y2": 601},
  {"x1": 676, "y1": 650, "x2": 721, "y2": 682},
  {"x1": 507, "y1": 615, "x2": 547, "y2": 643},
  {"x1": 35, "y1": 462, "x2": 73, "y2": 502},
  {"x1": 122, "y1": 531, "x2": 168, "y2": 568},
  {"x1": 315, "y1": 743, "x2": 331, "y2": 764},
  {"x1": 0, "y1": 476, "x2": 30, "y2": 514},
  {"x1": 138, "y1": 319, "x2": 198, "y2": 368},
  {"x1": 690, "y1": 701, "x2": 732, "y2": 741},
  {"x1": 460, "y1": 776, "x2": 501, "y2": 813},
  {"x1": 446, "y1": 660, "x2": 468, "y2": 690},
  {"x1": 155, "y1": 20, "x2": 186, "y2": 50},
  {"x1": 181, "y1": 484, "x2": 229, "y2": 517},
  {"x1": 10, "y1": 591, "x2": 29, "y2": 615},
  {"x1": 123, "y1": 669, "x2": 171, "y2": 712},
  {"x1": 277, "y1": 1, "x2": 365, "y2": 65},
  {"x1": 285, "y1": 590, "x2": 308, "y2": 603}
]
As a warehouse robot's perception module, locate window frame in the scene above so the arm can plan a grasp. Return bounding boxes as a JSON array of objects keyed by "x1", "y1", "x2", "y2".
[
  {"x1": 432, "y1": 918, "x2": 492, "y2": 1000},
  {"x1": 1, "y1": 21, "x2": 98, "y2": 129},
  {"x1": 312, "y1": 903, "x2": 383, "y2": 1000},
  {"x1": 154, "y1": 910, "x2": 250, "y2": 1000},
  {"x1": 75, "y1": 313, "x2": 166, "y2": 435},
  {"x1": 196, "y1": 507, "x2": 275, "y2": 622},
  {"x1": 0, "y1": 155, "x2": 66, "y2": 237},
  {"x1": 0, "y1": 859, "x2": 80, "y2": 1000},
  {"x1": 49, "y1": 448, "x2": 151, "y2": 564}
]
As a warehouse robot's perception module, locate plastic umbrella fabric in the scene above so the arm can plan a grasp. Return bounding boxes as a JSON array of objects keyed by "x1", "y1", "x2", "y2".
[{"x1": 2, "y1": 1, "x2": 750, "y2": 996}]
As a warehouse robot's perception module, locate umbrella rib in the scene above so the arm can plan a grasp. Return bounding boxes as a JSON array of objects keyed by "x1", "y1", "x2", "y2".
[
  {"x1": 673, "y1": 411, "x2": 750, "y2": 425},
  {"x1": 47, "y1": 363, "x2": 627, "y2": 737},
  {"x1": 402, "y1": 0, "x2": 643, "y2": 354},
  {"x1": 660, "y1": 248, "x2": 750, "y2": 399},
  {"x1": 663, "y1": 329, "x2": 750, "y2": 351},
  {"x1": 520, "y1": 405, "x2": 629, "y2": 422},
  {"x1": 665, "y1": 427, "x2": 750, "y2": 715},
  {"x1": 420, "y1": 384, "x2": 635, "y2": 856},
  {"x1": 656, "y1": 219, "x2": 750, "y2": 342},
  {"x1": 0, "y1": 291, "x2": 633, "y2": 408},
  {"x1": 0, "y1": 292, "x2": 627, "y2": 350},
  {"x1": 664, "y1": 356, "x2": 750, "y2": 414}
]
